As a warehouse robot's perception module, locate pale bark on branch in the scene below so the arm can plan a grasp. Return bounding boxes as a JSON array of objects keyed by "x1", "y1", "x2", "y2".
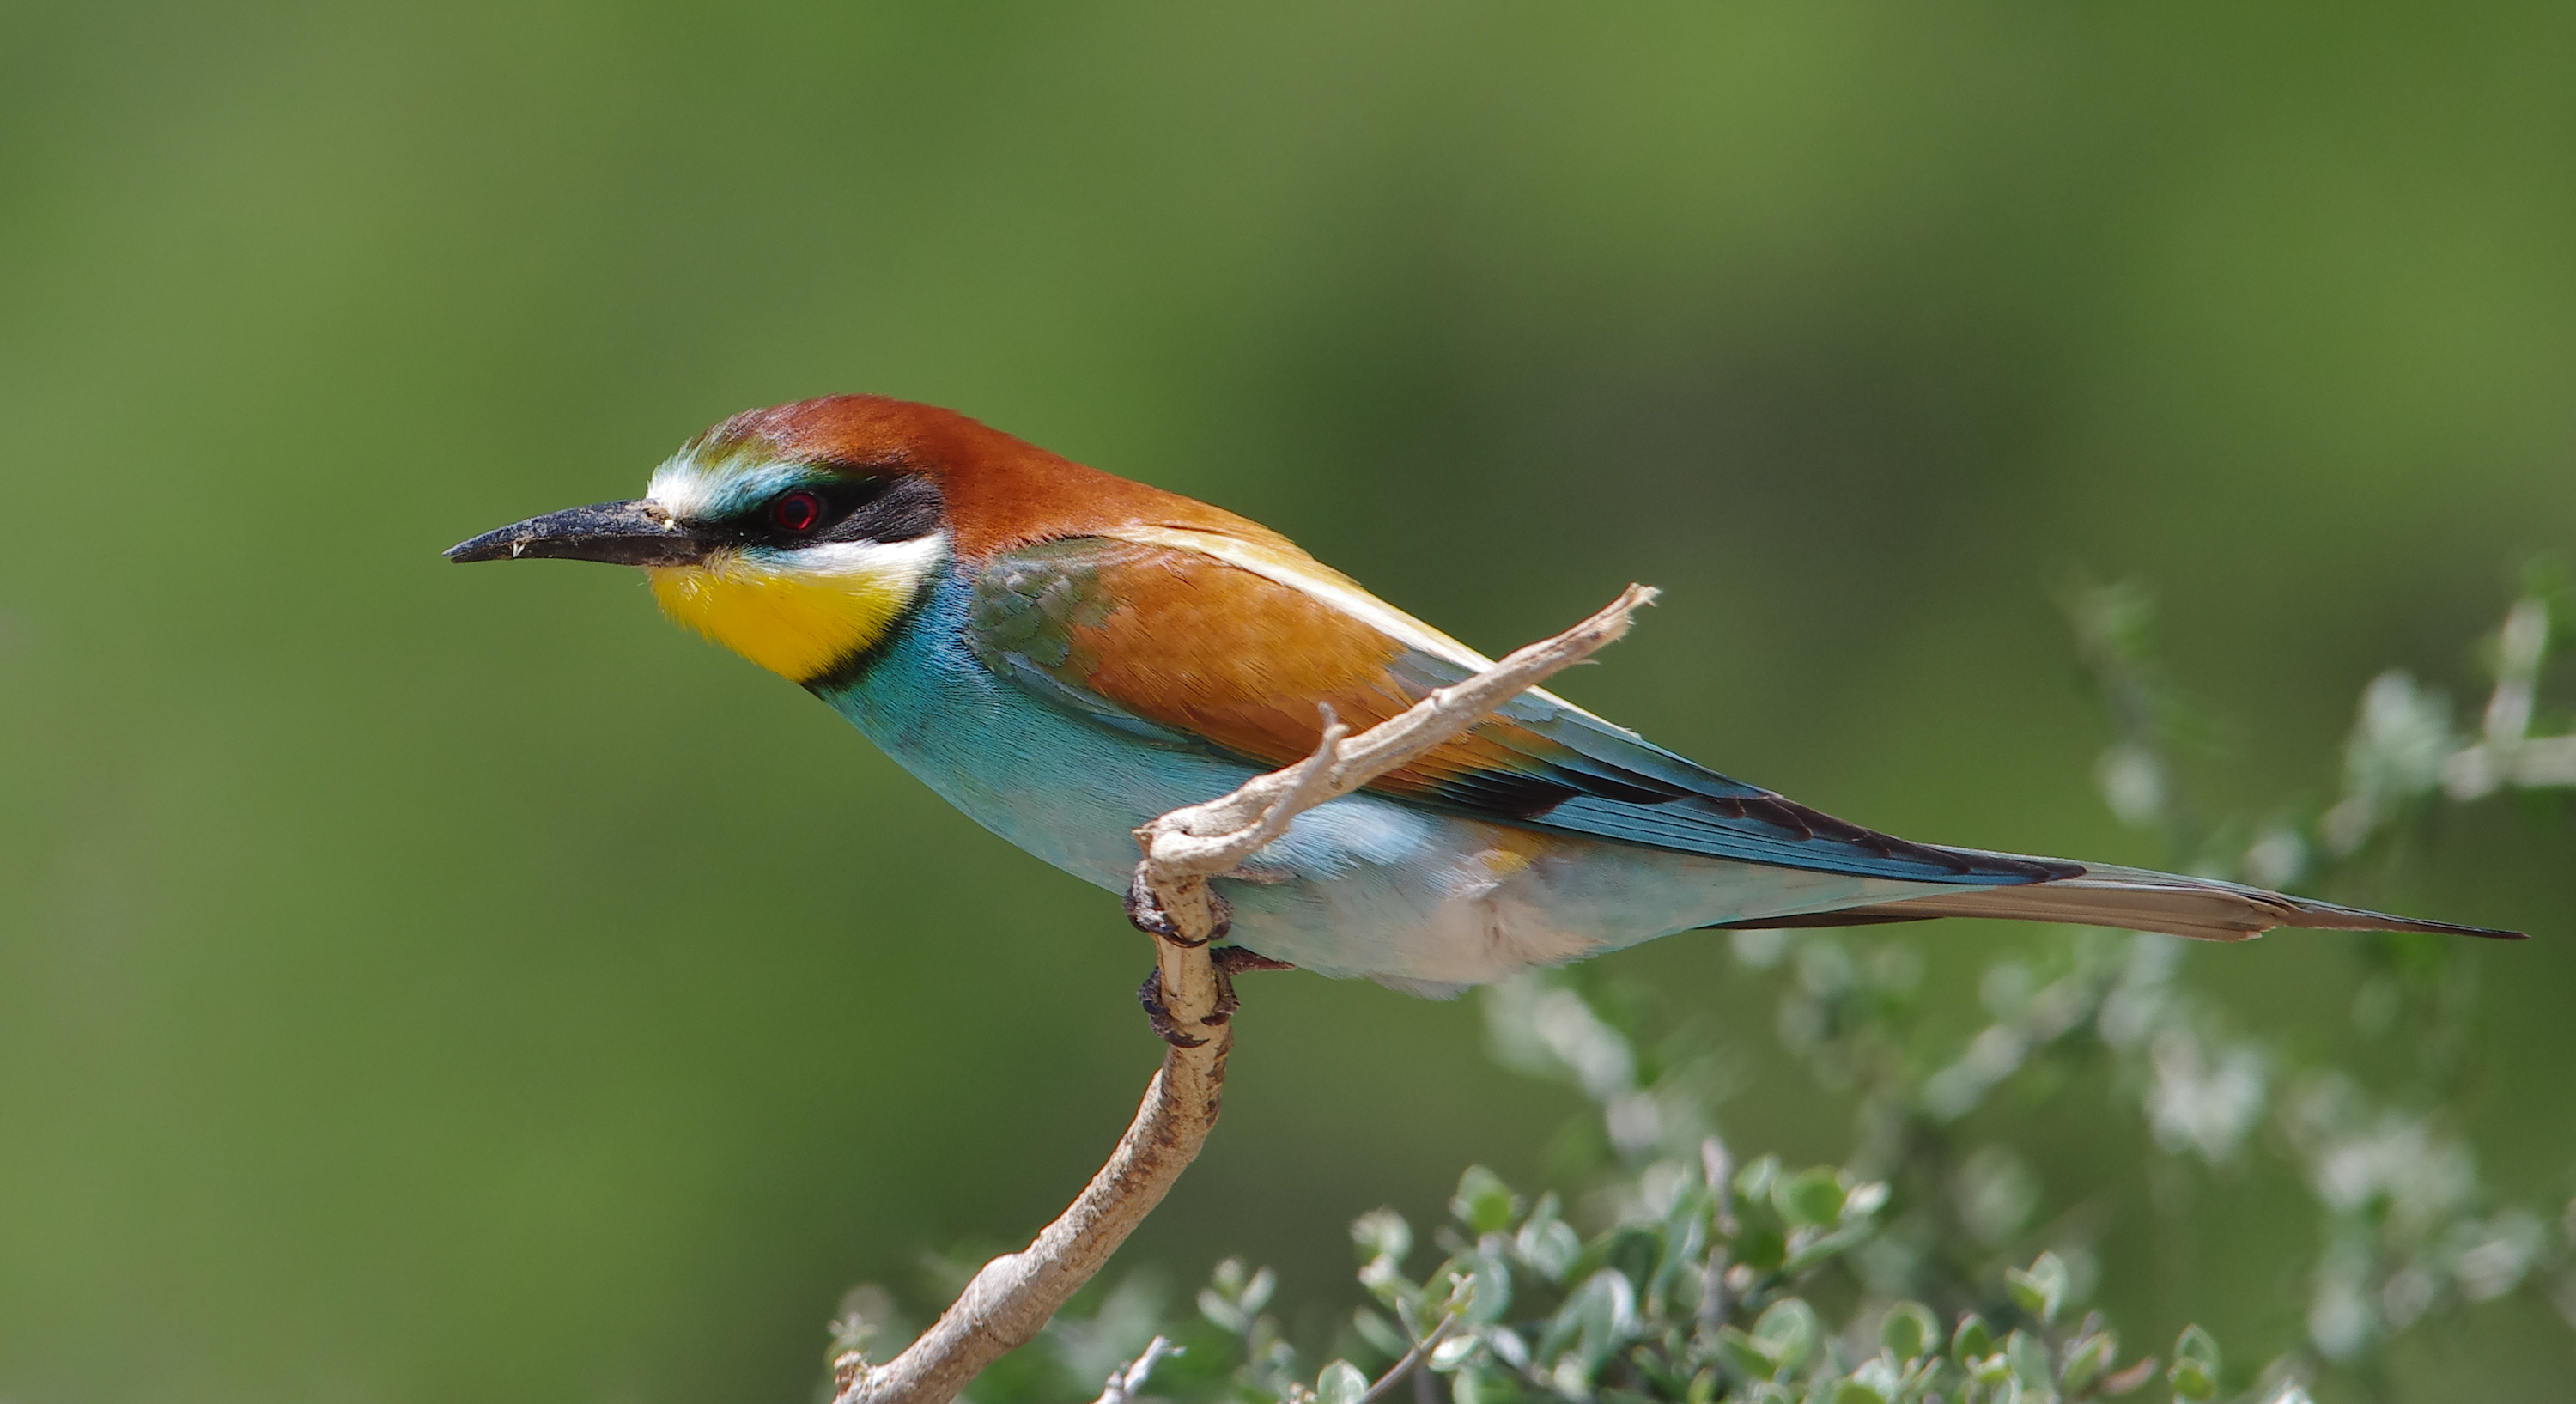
[{"x1": 833, "y1": 583, "x2": 1659, "y2": 1404}]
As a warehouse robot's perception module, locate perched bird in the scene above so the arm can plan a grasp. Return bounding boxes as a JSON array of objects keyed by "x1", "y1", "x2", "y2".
[{"x1": 448, "y1": 395, "x2": 2518, "y2": 997}]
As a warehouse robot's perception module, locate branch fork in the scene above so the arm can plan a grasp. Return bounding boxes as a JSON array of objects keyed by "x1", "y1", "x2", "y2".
[{"x1": 832, "y1": 584, "x2": 1658, "y2": 1404}]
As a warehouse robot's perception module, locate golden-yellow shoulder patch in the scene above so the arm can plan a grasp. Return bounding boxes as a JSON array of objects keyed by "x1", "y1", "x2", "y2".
[{"x1": 1103, "y1": 525, "x2": 1615, "y2": 726}]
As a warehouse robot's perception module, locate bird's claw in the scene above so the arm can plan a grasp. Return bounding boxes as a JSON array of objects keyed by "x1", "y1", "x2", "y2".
[
  {"x1": 1136, "y1": 946, "x2": 1297, "y2": 1047},
  {"x1": 1125, "y1": 870, "x2": 1231, "y2": 947},
  {"x1": 1204, "y1": 945, "x2": 1296, "y2": 1027},
  {"x1": 1136, "y1": 969, "x2": 1210, "y2": 1048},
  {"x1": 1212, "y1": 946, "x2": 1297, "y2": 976}
]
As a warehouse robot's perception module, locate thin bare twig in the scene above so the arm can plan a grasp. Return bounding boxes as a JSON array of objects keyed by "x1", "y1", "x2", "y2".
[
  {"x1": 1357, "y1": 1310, "x2": 1466, "y2": 1404},
  {"x1": 834, "y1": 584, "x2": 1659, "y2": 1404},
  {"x1": 1091, "y1": 1334, "x2": 1178, "y2": 1404}
]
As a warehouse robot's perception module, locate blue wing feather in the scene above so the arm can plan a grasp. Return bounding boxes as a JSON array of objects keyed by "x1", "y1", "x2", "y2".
[{"x1": 1382, "y1": 648, "x2": 2074, "y2": 884}]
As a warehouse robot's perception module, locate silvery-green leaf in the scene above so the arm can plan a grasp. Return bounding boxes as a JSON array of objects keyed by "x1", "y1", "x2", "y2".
[
  {"x1": 1951, "y1": 1313, "x2": 1994, "y2": 1364},
  {"x1": 1315, "y1": 1359, "x2": 1368, "y2": 1404},
  {"x1": 1848, "y1": 1355, "x2": 1903, "y2": 1397},
  {"x1": 1429, "y1": 1331, "x2": 1481, "y2": 1373},
  {"x1": 2006, "y1": 1329, "x2": 2051, "y2": 1388},
  {"x1": 1451, "y1": 1166, "x2": 1523, "y2": 1235},
  {"x1": 1449, "y1": 1368, "x2": 1506, "y2": 1404},
  {"x1": 1460, "y1": 1255, "x2": 1511, "y2": 1322},
  {"x1": 1240, "y1": 1265, "x2": 1276, "y2": 1316},
  {"x1": 1549, "y1": 1267, "x2": 1640, "y2": 1369},
  {"x1": 2061, "y1": 1331, "x2": 2115, "y2": 1392},
  {"x1": 1198, "y1": 1288, "x2": 1247, "y2": 1333},
  {"x1": 1840, "y1": 1181, "x2": 1891, "y2": 1222},
  {"x1": 1780, "y1": 1221, "x2": 1874, "y2": 1274},
  {"x1": 1352, "y1": 1307, "x2": 1408, "y2": 1362},
  {"x1": 2006, "y1": 1251, "x2": 2069, "y2": 1325},
  {"x1": 1880, "y1": 1301, "x2": 1938, "y2": 1361},
  {"x1": 2167, "y1": 1325, "x2": 2220, "y2": 1401},
  {"x1": 1352, "y1": 1209, "x2": 1413, "y2": 1266},
  {"x1": 1519, "y1": 1218, "x2": 1581, "y2": 1284},
  {"x1": 1735, "y1": 1155, "x2": 1782, "y2": 1204},
  {"x1": 1773, "y1": 1167, "x2": 1846, "y2": 1228},
  {"x1": 1358, "y1": 1254, "x2": 1418, "y2": 1310},
  {"x1": 1734, "y1": 1221, "x2": 1787, "y2": 1273},
  {"x1": 1713, "y1": 1326, "x2": 1781, "y2": 1381},
  {"x1": 1751, "y1": 1297, "x2": 1820, "y2": 1376}
]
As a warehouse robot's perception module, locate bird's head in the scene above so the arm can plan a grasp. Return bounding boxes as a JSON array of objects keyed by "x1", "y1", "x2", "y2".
[{"x1": 447, "y1": 394, "x2": 1280, "y2": 684}]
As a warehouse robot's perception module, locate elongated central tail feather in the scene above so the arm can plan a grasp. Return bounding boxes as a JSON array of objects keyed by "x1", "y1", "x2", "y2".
[{"x1": 1721, "y1": 858, "x2": 2523, "y2": 942}]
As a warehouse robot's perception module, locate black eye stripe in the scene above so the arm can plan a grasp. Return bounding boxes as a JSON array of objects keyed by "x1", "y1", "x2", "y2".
[
  {"x1": 816, "y1": 474, "x2": 943, "y2": 545},
  {"x1": 728, "y1": 474, "x2": 945, "y2": 549}
]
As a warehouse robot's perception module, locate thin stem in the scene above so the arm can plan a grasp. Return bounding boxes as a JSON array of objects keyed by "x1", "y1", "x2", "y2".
[
  {"x1": 1358, "y1": 1311, "x2": 1466, "y2": 1404},
  {"x1": 1091, "y1": 1335, "x2": 1178, "y2": 1404}
]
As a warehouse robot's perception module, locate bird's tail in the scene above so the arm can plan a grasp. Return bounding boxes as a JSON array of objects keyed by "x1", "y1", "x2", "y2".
[{"x1": 1722, "y1": 858, "x2": 2523, "y2": 942}]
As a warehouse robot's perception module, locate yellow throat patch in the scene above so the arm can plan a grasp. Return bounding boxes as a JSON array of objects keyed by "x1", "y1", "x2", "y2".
[{"x1": 647, "y1": 538, "x2": 943, "y2": 683}]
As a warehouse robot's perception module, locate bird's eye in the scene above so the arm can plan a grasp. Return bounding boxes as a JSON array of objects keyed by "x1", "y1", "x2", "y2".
[{"x1": 772, "y1": 490, "x2": 824, "y2": 533}]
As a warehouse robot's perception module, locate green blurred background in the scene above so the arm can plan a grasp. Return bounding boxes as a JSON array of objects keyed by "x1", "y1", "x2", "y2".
[{"x1": 2, "y1": 2, "x2": 2570, "y2": 1399}]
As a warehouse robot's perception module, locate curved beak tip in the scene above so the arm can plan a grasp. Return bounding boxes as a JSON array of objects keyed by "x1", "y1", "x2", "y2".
[
  {"x1": 442, "y1": 533, "x2": 513, "y2": 563},
  {"x1": 443, "y1": 528, "x2": 550, "y2": 564}
]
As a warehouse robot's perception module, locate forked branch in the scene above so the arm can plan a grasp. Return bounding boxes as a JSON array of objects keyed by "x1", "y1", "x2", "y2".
[{"x1": 832, "y1": 583, "x2": 1660, "y2": 1404}]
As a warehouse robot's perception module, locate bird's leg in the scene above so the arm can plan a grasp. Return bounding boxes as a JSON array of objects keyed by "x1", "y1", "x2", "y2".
[
  {"x1": 1129, "y1": 869, "x2": 1233, "y2": 1047},
  {"x1": 1129, "y1": 864, "x2": 1291, "y2": 1045}
]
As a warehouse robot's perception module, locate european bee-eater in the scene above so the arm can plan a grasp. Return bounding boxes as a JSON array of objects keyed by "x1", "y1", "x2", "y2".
[{"x1": 449, "y1": 395, "x2": 2518, "y2": 995}]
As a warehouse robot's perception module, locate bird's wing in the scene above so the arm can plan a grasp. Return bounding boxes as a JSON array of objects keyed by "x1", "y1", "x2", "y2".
[{"x1": 963, "y1": 532, "x2": 2071, "y2": 887}]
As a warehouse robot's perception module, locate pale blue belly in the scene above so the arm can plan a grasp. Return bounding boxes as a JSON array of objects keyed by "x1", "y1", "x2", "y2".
[{"x1": 814, "y1": 574, "x2": 1963, "y2": 990}]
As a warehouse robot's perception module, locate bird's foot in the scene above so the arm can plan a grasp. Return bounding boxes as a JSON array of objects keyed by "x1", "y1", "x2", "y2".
[
  {"x1": 1136, "y1": 969, "x2": 1210, "y2": 1048},
  {"x1": 1203, "y1": 946, "x2": 1295, "y2": 1027},
  {"x1": 1136, "y1": 946, "x2": 1297, "y2": 1048},
  {"x1": 1212, "y1": 946, "x2": 1297, "y2": 976},
  {"x1": 1126, "y1": 869, "x2": 1231, "y2": 947}
]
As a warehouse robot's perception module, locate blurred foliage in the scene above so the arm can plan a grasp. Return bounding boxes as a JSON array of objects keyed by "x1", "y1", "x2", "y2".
[
  {"x1": 860, "y1": 587, "x2": 2574, "y2": 1404},
  {"x1": 3, "y1": 3, "x2": 2571, "y2": 1402}
]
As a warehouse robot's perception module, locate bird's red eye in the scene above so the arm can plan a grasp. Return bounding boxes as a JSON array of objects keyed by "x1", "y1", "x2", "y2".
[{"x1": 773, "y1": 490, "x2": 824, "y2": 533}]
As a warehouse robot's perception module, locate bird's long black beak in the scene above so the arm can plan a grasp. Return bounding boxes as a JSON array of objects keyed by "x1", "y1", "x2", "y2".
[{"x1": 444, "y1": 500, "x2": 709, "y2": 567}]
